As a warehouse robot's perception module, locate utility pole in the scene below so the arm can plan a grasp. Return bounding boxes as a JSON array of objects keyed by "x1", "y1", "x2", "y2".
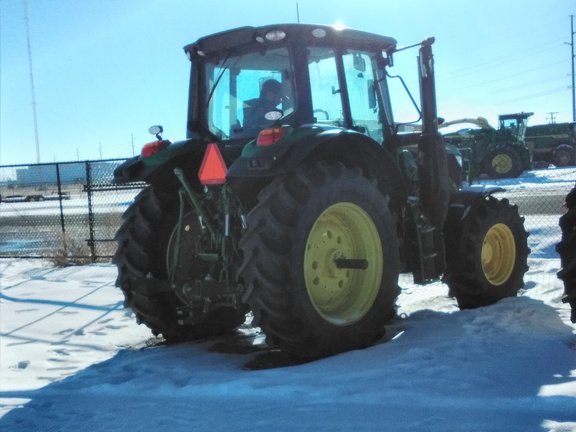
[
  {"x1": 546, "y1": 112, "x2": 558, "y2": 124},
  {"x1": 569, "y1": 15, "x2": 575, "y2": 122}
]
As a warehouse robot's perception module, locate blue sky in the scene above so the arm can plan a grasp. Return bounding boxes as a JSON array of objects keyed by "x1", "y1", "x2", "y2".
[{"x1": 0, "y1": 0, "x2": 574, "y2": 165}]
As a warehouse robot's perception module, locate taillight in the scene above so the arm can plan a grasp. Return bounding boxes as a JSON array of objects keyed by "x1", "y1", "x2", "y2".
[
  {"x1": 141, "y1": 140, "x2": 168, "y2": 158},
  {"x1": 198, "y1": 143, "x2": 227, "y2": 185},
  {"x1": 256, "y1": 127, "x2": 287, "y2": 146}
]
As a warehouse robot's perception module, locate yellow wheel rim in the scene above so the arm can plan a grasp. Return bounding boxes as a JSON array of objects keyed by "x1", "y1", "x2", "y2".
[
  {"x1": 304, "y1": 202, "x2": 383, "y2": 325},
  {"x1": 481, "y1": 223, "x2": 516, "y2": 286},
  {"x1": 492, "y1": 154, "x2": 512, "y2": 175}
]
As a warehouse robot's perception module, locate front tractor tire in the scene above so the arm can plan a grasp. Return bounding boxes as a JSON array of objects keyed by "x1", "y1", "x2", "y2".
[
  {"x1": 239, "y1": 162, "x2": 400, "y2": 358},
  {"x1": 443, "y1": 195, "x2": 529, "y2": 309},
  {"x1": 113, "y1": 186, "x2": 245, "y2": 342}
]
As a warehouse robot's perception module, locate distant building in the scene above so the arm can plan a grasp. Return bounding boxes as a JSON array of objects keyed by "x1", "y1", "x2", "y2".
[{"x1": 14, "y1": 161, "x2": 118, "y2": 186}]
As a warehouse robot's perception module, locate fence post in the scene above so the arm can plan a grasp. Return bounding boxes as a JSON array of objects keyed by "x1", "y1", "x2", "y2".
[
  {"x1": 55, "y1": 163, "x2": 66, "y2": 234},
  {"x1": 85, "y1": 161, "x2": 96, "y2": 262}
]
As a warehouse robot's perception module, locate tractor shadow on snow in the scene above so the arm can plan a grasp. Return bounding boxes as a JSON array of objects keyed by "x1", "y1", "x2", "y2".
[{"x1": 143, "y1": 313, "x2": 412, "y2": 370}]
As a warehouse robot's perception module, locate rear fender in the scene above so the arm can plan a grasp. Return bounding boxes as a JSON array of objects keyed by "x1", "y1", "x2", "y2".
[
  {"x1": 226, "y1": 126, "x2": 407, "y2": 212},
  {"x1": 113, "y1": 138, "x2": 232, "y2": 185}
]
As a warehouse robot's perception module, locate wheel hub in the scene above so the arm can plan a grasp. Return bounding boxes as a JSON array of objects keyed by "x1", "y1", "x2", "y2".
[
  {"x1": 481, "y1": 223, "x2": 516, "y2": 286},
  {"x1": 304, "y1": 202, "x2": 383, "y2": 325},
  {"x1": 492, "y1": 154, "x2": 512, "y2": 174}
]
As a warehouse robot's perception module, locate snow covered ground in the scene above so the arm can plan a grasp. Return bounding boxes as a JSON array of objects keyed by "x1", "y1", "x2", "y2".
[{"x1": 0, "y1": 167, "x2": 575, "y2": 431}]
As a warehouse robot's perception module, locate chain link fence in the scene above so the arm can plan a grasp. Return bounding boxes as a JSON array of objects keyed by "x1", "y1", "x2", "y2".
[
  {"x1": 0, "y1": 160, "x2": 143, "y2": 263},
  {"x1": 0, "y1": 161, "x2": 574, "y2": 281},
  {"x1": 467, "y1": 170, "x2": 575, "y2": 289}
]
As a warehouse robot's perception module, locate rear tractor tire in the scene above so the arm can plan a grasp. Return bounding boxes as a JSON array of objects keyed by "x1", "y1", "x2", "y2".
[
  {"x1": 552, "y1": 144, "x2": 575, "y2": 167},
  {"x1": 483, "y1": 146, "x2": 524, "y2": 179},
  {"x1": 113, "y1": 185, "x2": 245, "y2": 342},
  {"x1": 557, "y1": 184, "x2": 576, "y2": 323},
  {"x1": 443, "y1": 195, "x2": 529, "y2": 309},
  {"x1": 239, "y1": 162, "x2": 400, "y2": 358}
]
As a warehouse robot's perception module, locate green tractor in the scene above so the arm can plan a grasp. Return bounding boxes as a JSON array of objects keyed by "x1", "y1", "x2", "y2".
[
  {"x1": 441, "y1": 112, "x2": 533, "y2": 179},
  {"x1": 526, "y1": 121, "x2": 576, "y2": 167},
  {"x1": 113, "y1": 24, "x2": 529, "y2": 359}
]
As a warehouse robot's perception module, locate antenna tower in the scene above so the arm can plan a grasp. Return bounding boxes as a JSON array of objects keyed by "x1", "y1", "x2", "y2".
[{"x1": 23, "y1": 0, "x2": 41, "y2": 163}]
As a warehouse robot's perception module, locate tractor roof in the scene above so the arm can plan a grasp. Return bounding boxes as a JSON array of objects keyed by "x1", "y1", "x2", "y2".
[
  {"x1": 184, "y1": 24, "x2": 397, "y2": 59},
  {"x1": 498, "y1": 112, "x2": 534, "y2": 120}
]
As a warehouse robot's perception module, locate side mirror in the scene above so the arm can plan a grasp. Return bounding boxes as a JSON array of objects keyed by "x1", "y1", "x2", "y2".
[
  {"x1": 149, "y1": 125, "x2": 163, "y2": 140},
  {"x1": 353, "y1": 53, "x2": 366, "y2": 72}
]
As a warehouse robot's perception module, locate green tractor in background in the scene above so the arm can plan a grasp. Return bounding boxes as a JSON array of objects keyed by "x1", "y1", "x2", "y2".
[
  {"x1": 526, "y1": 121, "x2": 576, "y2": 168},
  {"x1": 112, "y1": 24, "x2": 529, "y2": 359},
  {"x1": 441, "y1": 112, "x2": 533, "y2": 180}
]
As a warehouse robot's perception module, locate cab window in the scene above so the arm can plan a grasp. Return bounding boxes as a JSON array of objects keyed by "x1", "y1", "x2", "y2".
[
  {"x1": 343, "y1": 51, "x2": 382, "y2": 141},
  {"x1": 204, "y1": 47, "x2": 295, "y2": 139},
  {"x1": 308, "y1": 47, "x2": 344, "y2": 124}
]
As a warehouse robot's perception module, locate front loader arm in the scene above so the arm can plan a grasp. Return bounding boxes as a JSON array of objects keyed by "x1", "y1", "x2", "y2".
[{"x1": 417, "y1": 37, "x2": 450, "y2": 230}]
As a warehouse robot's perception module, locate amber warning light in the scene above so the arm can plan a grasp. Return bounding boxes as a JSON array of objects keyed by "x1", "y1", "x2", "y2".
[{"x1": 198, "y1": 143, "x2": 227, "y2": 185}]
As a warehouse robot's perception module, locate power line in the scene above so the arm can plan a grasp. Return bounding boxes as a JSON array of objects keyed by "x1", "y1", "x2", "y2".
[
  {"x1": 496, "y1": 86, "x2": 568, "y2": 105},
  {"x1": 437, "y1": 37, "x2": 568, "y2": 81},
  {"x1": 438, "y1": 17, "x2": 575, "y2": 119},
  {"x1": 437, "y1": 60, "x2": 569, "y2": 95},
  {"x1": 456, "y1": 18, "x2": 562, "y2": 55},
  {"x1": 490, "y1": 74, "x2": 568, "y2": 94}
]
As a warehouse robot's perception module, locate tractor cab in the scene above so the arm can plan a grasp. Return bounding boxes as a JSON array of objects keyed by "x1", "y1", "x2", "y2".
[
  {"x1": 498, "y1": 112, "x2": 533, "y2": 141},
  {"x1": 183, "y1": 25, "x2": 450, "y2": 228},
  {"x1": 183, "y1": 24, "x2": 399, "y2": 147}
]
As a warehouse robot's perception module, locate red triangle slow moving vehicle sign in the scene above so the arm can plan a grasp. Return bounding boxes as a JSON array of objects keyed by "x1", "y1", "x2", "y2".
[{"x1": 198, "y1": 143, "x2": 227, "y2": 185}]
